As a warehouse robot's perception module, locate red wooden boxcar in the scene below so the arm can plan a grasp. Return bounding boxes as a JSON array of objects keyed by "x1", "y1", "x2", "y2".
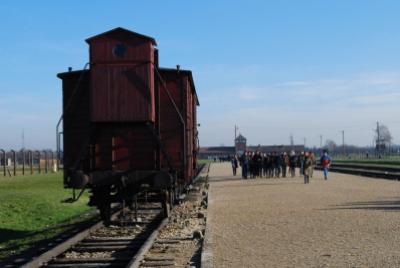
[
  {"x1": 158, "y1": 68, "x2": 199, "y2": 187},
  {"x1": 57, "y1": 28, "x2": 199, "y2": 223}
]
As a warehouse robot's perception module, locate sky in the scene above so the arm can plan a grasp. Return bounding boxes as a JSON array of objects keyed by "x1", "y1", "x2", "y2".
[{"x1": 1, "y1": 1, "x2": 400, "y2": 149}]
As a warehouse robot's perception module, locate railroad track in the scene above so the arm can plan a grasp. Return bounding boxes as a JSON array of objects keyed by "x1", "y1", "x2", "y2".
[
  {"x1": 316, "y1": 164, "x2": 400, "y2": 181},
  {"x1": 6, "y1": 163, "x2": 210, "y2": 268},
  {"x1": 10, "y1": 203, "x2": 166, "y2": 268}
]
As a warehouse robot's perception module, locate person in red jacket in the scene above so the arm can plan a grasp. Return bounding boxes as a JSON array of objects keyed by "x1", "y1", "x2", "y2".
[{"x1": 320, "y1": 150, "x2": 331, "y2": 180}]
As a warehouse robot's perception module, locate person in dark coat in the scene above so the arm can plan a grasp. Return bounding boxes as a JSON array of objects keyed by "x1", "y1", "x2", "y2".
[
  {"x1": 251, "y1": 152, "x2": 257, "y2": 178},
  {"x1": 268, "y1": 154, "x2": 274, "y2": 178},
  {"x1": 275, "y1": 153, "x2": 282, "y2": 178},
  {"x1": 269, "y1": 152, "x2": 274, "y2": 178},
  {"x1": 262, "y1": 153, "x2": 267, "y2": 177},
  {"x1": 248, "y1": 152, "x2": 253, "y2": 178},
  {"x1": 231, "y1": 155, "x2": 238, "y2": 176},
  {"x1": 281, "y1": 152, "x2": 289, "y2": 178},
  {"x1": 289, "y1": 151, "x2": 297, "y2": 178},
  {"x1": 240, "y1": 152, "x2": 249, "y2": 179},
  {"x1": 255, "y1": 151, "x2": 262, "y2": 178},
  {"x1": 298, "y1": 151, "x2": 305, "y2": 176}
]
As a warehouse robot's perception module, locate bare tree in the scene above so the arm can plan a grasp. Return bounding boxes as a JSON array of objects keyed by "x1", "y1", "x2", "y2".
[
  {"x1": 324, "y1": 139, "x2": 337, "y2": 152},
  {"x1": 375, "y1": 123, "x2": 392, "y2": 152}
]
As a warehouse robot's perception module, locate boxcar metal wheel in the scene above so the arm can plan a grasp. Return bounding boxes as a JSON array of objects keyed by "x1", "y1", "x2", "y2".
[
  {"x1": 99, "y1": 203, "x2": 111, "y2": 226},
  {"x1": 92, "y1": 186, "x2": 112, "y2": 225}
]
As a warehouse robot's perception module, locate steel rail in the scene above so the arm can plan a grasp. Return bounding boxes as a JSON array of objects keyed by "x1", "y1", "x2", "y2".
[
  {"x1": 315, "y1": 166, "x2": 400, "y2": 180},
  {"x1": 20, "y1": 210, "x2": 120, "y2": 268}
]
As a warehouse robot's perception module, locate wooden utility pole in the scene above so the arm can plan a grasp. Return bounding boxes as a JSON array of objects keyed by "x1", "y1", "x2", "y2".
[{"x1": 342, "y1": 130, "x2": 345, "y2": 156}]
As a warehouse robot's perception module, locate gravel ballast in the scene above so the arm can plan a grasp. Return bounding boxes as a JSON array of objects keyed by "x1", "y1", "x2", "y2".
[{"x1": 208, "y1": 162, "x2": 400, "y2": 267}]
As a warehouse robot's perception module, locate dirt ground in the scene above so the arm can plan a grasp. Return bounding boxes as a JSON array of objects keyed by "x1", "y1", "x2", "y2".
[{"x1": 208, "y1": 162, "x2": 400, "y2": 268}]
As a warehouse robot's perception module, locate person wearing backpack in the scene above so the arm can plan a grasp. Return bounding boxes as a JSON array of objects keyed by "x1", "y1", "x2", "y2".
[{"x1": 320, "y1": 150, "x2": 331, "y2": 180}]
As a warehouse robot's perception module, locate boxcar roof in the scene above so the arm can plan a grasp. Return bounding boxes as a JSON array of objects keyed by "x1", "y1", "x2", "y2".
[
  {"x1": 85, "y1": 27, "x2": 157, "y2": 45},
  {"x1": 57, "y1": 69, "x2": 89, "y2": 79},
  {"x1": 56, "y1": 67, "x2": 199, "y2": 106},
  {"x1": 159, "y1": 67, "x2": 200, "y2": 106}
]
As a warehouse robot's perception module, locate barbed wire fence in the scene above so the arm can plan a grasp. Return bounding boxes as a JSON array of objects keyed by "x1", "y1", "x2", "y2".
[{"x1": 0, "y1": 149, "x2": 62, "y2": 177}]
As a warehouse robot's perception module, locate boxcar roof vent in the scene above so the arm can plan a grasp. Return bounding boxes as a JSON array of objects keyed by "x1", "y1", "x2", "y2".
[
  {"x1": 176, "y1": 65, "x2": 180, "y2": 72},
  {"x1": 85, "y1": 27, "x2": 157, "y2": 46},
  {"x1": 68, "y1": 67, "x2": 72, "y2": 72}
]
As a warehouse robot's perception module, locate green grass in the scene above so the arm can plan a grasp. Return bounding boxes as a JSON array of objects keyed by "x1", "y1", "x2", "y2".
[
  {"x1": 333, "y1": 159, "x2": 400, "y2": 167},
  {"x1": 197, "y1": 159, "x2": 214, "y2": 165},
  {"x1": 0, "y1": 172, "x2": 94, "y2": 260}
]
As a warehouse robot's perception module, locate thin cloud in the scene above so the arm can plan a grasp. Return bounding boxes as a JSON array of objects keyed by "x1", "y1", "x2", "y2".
[{"x1": 199, "y1": 70, "x2": 400, "y2": 146}]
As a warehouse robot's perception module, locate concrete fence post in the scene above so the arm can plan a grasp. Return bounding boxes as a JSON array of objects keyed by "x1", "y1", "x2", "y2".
[
  {"x1": 10, "y1": 150, "x2": 16, "y2": 176},
  {"x1": 0, "y1": 149, "x2": 5, "y2": 176},
  {"x1": 35, "y1": 151, "x2": 41, "y2": 174},
  {"x1": 28, "y1": 150, "x2": 33, "y2": 174},
  {"x1": 21, "y1": 149, "x2": 25, "y2": 175}
]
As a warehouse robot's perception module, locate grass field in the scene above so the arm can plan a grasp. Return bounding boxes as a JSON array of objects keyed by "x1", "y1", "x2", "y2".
[
  {"x1": 197, "y1": 159, "x2": 214, "y2": 165},
  {"x1": 0, "y1": 172, "x2": 94, "y2": 260},
  {"x1": 332, "y1": 159, "x2": 400, "y2": 167}
]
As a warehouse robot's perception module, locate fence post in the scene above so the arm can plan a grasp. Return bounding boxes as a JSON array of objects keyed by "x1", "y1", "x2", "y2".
[
  {"x1": 10, "y1": 150, "x2": 16, "y2": 176},
  {"x1": 51, "y1": 151, "x2": 54, "y2": 172},
  {"x1": 22, "y1": 149, "x2": 25, "y2": 175},
  {"x1": 0, "y1": 149, "x2": 5, "y2": 176},
  {"x1": 28, "y1": 150, "x2": 33, "y2": 174},
  {"x1": 44, "y1": 151, "x2": 48, "y2": 173},
  {"x1": 36, "y1": 151, "x2": 41, "y2": 174}
]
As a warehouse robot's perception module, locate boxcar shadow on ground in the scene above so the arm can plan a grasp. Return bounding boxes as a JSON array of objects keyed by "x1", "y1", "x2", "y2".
[
  {"x1": 0, "y1": 219, "x2": 81, "y2": 245},
  {"x1": 321, "y1": 200, "x2": 400, "y2": 212},
  {"x1": 0, "y1": 228, "x2": 31, "y2": 244},
  {"x1": 0, "y1": 225, "x2": 70, "y2": 258}
]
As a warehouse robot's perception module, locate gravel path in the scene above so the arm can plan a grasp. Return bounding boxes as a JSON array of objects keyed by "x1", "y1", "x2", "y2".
[{"x1": 208, "y1": 162, "x2": 400, "y2": 268}]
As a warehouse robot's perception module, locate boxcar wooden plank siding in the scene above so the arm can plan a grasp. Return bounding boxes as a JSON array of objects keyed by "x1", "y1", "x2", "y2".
[
  {"x1": 90, "y1": 63, "x2": 155, "y2": 122},
  {"x1": 88, "y1": 28, "x2": 156, "y2": 122},
  {"x1": 113, "y1": 126, "x2": 157, "y2": 170},
  {"x1": 159, "y1": 69, "x2": 198, "y2": 184},
  {"x1": 159, "y1": 71, "x2": 184, "y2": 177}
]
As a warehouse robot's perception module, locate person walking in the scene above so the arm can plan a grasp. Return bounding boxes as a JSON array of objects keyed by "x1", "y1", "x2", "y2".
[
  {"x1": 309, "y1": 152, "x2": 316, "y2": 178},
  {"x1": 240, "y1": 152, "x2": 249, "y2": 179},
  {"x1": 254, "y1": 151, "x2": 260, "y2": 178},
  {"x1": 298, "y1": 151, "x2": 305, "y2": 176},
  {"x1": 275, "y1": 152, "x2": 282, "y2": 178},
  {"x1": 303, "y1": 152, "x2": 312, "y2": 184},
  {"x1": 266, "y1": 153, "x2": 273, "y2": 178},
  {"x1": 262, "y1": 153, "x2": 268, "y2": 177},
  {"x1": 256, "y1": 151, "x2": 263, "y2": 177},
  {"x1": 289, "y1": 151, "x2": 297, "y2": 178},
  {"x1": 270, "y1": 152, "x2": 277, "y2": 178},
  {"x1": 231, "y1": 155, "x2": 238, "y2": 176},
  {"x1": 320, "y1": 150, "x2": 331, "y2": 180},
  {"x1": 282, "y1": 152, "x2": 289, "y2": 178}
]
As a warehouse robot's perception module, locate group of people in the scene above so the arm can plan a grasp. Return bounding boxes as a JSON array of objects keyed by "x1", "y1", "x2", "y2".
[{"x1": 231, "y1": 150, "x2": 331, "y2": 184}]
